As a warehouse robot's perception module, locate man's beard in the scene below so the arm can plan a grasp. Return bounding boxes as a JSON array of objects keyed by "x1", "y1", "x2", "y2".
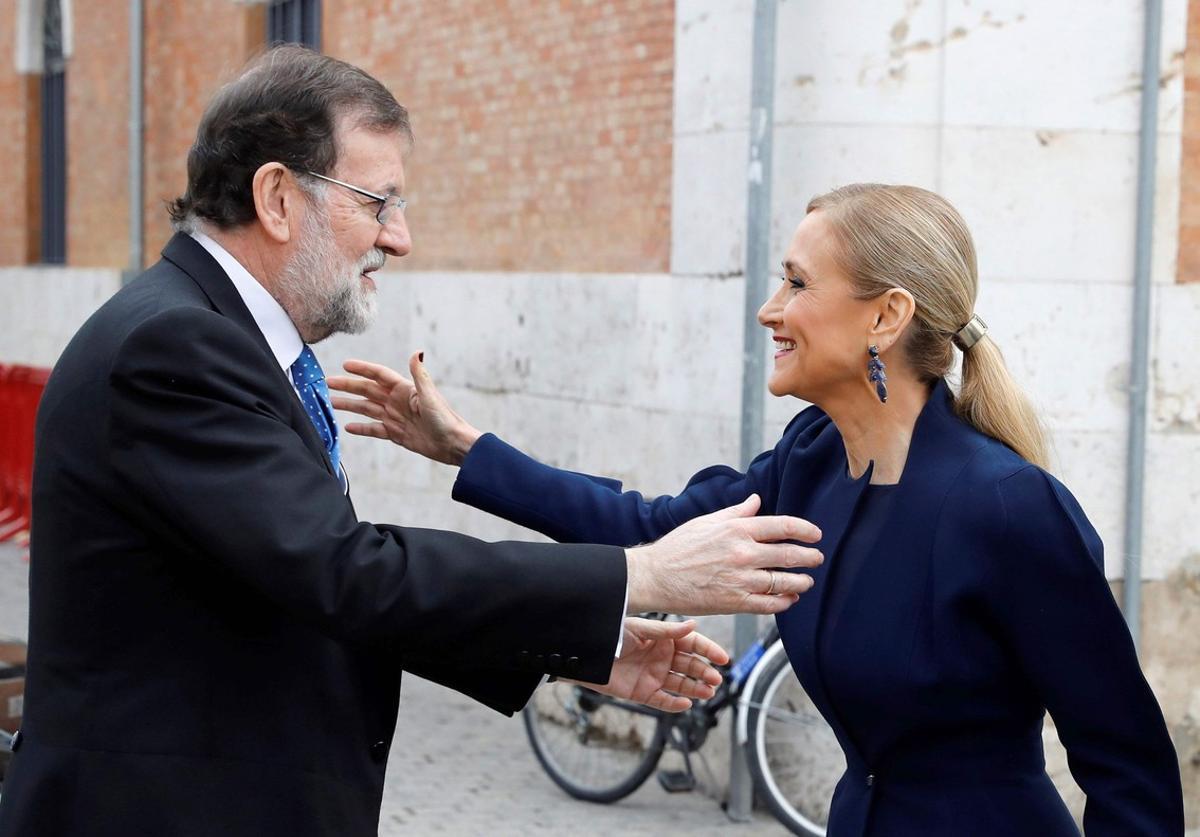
[{"x1": 278, "y1": 201, "x2": 385, "y2": 342}]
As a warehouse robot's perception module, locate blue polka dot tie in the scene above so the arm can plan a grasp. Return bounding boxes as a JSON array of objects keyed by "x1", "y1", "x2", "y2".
[{"x1": 289, "y1": 346, "x2": 345, "y2": 491}]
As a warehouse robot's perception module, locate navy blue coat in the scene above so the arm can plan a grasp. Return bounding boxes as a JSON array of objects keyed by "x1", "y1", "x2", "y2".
[{"x1": 452, "y1": 381, "x2": 1183, "y2": 836}]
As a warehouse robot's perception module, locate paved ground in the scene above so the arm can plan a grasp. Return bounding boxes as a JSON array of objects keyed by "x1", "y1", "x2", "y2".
[
  {"x1": 0, "y1": 545, "x2": 28, "y2": 642},
  {"x1": 0, "y1": 544, "x2": 787, "y2": 835}
]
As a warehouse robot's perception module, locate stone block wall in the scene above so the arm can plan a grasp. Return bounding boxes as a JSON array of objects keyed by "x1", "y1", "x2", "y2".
[{"x1": 1, "y1": 0, "x2": 1197, "y2": 827}]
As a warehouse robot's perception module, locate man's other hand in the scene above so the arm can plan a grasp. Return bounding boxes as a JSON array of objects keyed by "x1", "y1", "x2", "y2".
[
  {"x1": 565, "y1": 617, "x2": 729, "y2": 713},
  {"x1": 626, "y1": 494, "x2": 823, "y2": 616}
]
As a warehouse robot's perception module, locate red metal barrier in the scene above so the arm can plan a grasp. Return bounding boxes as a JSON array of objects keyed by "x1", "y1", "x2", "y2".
[{"x1": 0, "y1": 365, "x2": 51, "y2": 545}]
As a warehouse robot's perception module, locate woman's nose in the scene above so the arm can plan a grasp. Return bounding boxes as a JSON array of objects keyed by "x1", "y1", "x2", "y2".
[{"x1": 758, "y1": 286, "x2": 782, "y2": 328}]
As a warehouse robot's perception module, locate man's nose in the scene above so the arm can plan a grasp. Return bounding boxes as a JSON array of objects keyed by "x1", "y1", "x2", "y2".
[{"x1": 376, "y1": 212, "x2": 411, "y2": 258}]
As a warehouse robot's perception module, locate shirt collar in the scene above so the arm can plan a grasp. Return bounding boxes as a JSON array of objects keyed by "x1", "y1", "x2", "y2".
[{"x1": 190, "y1": 231, "x2": 304, "y2": 371}]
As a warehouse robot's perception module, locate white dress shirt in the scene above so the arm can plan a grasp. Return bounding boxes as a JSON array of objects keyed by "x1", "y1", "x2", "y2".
[{"x1": 191, "y1": 232, "x2": 303, "y2": 375}]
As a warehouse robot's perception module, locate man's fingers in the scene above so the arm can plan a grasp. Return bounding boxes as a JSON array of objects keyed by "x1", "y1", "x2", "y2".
[
  {"x1": 673, "y1": 631, "x2": 730, "y2": 667},
  {"x1": 748, "y1": 570, "x2": 814, "y2": 598},
  {"x1": 662, "y1": 671, "x2": 716, "y2": 700},
  {"x1": 739, "y1": 514, "x2": 823, "y2": 545},
  {"x1": 625, "y1": 617, "x2": 695, "y2": 642},
  {"x1": 741, "y1": 543, "x2": 824, "y2": 570},
  {"x1": 741, "y1": 593, "x2": 803, "y2": 614},
  {"x1": 671, "y1": 651, "x2": 724, "y2": 686},
  {"x1": 648, "y1": 690, "x2": 692, "y2": 713},
  {"x1": 702, "y1": 493, "x2": 762, "y2": 523}
]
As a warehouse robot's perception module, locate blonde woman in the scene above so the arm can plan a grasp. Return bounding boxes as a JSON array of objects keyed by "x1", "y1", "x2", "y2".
[{"x1": 331, "y1": 184, "x2": 1183, "y2": 836}]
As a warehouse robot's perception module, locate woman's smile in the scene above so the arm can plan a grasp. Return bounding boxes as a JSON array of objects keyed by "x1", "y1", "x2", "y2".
[{"x1": 773, "y1": 336, "x2": 797, "y2": 360}]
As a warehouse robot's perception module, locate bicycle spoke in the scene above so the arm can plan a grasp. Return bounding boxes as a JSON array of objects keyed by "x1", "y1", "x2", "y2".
[
  {"x1": 746, "y1": 648, "x2": 844, "y2": 836},
  {"x1": 524, "y1": 681, "x2": 667, "y2": 801}
]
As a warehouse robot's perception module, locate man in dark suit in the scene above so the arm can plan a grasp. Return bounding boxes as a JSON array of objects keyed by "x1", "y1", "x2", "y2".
[{"x1": 0, "y1": 47, "x2": 822, "y2": 836}]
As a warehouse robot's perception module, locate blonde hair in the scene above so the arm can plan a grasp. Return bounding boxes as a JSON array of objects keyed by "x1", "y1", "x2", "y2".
[{"x1": 807, "y1": 183, "x2": 1048, "y2": 468}]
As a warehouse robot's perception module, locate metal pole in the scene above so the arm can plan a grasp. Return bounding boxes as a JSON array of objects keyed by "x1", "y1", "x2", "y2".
[
  {"x1": 1122, "y1": 0, "x2": 1163, "y2": 653},
  {"x1": 729, "y1": 0, "x2": 777, "y2": 822},
  {"x1": 124, "y1": 0, "x2": 144, "y2": 285}
]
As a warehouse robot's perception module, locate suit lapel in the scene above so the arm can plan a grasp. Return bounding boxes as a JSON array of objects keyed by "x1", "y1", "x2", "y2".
[
  {"x1": 777, "y1": 452, "x2": 872, "y2": 765},
  {"x1": 159, "y1": 233, "x2": 340, "y2": 481},
  {"x1": 162, "y1": 233, "x2": 276, "y2": 363}
]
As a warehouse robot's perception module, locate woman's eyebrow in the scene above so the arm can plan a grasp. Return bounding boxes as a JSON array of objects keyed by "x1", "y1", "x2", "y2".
[{"x1": 782, "y1": 259, "x2": 811, "y2": 279}]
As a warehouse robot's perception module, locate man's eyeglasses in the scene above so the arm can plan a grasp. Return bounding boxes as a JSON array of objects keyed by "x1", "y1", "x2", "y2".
[{"x1": 303, "y1": 171, "x2": 407, "y2": 225}]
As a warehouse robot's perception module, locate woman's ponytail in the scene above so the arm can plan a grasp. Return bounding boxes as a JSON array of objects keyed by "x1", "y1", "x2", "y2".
[{"x1": 957, "y1": 336, "x2": 1048, "y2": 469}]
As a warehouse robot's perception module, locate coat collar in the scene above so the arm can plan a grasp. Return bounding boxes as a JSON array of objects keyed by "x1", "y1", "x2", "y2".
[
  {"x1": 161, "y1": 232, "x2": 279, "y2": 367},
  {"x1": 777, "y1": 379, "x2": 990, "y2": 772}
]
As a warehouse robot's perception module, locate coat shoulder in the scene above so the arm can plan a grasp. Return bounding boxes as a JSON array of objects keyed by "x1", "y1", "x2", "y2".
[
  {"x1": 54, "y1": 257, "x2": 212, "y2": 371},
  {"x1": 944, "y1": 434, "x2": 1103, "y2": 575}
]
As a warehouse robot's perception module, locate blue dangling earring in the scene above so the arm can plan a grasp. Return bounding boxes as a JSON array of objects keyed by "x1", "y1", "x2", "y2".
[{"x1": 868, "y1": 345, "x2": 888, "y2": 403}]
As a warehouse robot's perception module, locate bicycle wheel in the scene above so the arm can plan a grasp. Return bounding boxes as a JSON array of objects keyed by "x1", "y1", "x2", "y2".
[
  {"x1": 744, "y1": 643, "x2": 844, "y2": 836},
  {"x1": 523, "y1": 680, "x2": 669, "y2": 803}
]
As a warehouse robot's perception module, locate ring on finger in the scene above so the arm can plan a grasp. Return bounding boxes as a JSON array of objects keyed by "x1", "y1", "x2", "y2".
[{"x1": 766, "y1": 570, "x2": 777, "y2": 596}]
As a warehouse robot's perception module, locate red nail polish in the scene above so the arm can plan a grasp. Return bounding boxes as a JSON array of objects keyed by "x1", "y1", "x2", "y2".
[{"x1": 418, "y1": 352, "x2": 425, "y2": 363}]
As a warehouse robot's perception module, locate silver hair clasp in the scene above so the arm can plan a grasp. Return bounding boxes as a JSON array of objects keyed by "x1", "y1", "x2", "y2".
[{"x1": 952, "y1": 314, "x2": 988, "y2": 351}]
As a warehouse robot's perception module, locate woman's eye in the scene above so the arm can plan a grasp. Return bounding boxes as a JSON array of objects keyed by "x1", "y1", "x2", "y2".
[{"x1": 786, "y1": 276, "x2": 806, "y2": 290}]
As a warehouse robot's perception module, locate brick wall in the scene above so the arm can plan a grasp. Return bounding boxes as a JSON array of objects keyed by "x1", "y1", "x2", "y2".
[
  {"x1": 324, "y1": 0, "x2": 674, "y2": 273},
  {"x1": 0, "y1": 2, "x2": 36, "y2": 264},
  {"x1": 0, "y1": 1, "x2": 263, "y2": 268},
  {"x1": 141, "y1": 1, "x2": 265, "y2": 265},
  {"x1": 0, "y1": 0, "x2": 673, "y2": 272},
  {"x1": 65, "y1": 1, "x2": 130, "y2": 267},
  {"x1": 1180, "y1": 0, "x2": 1200, "y2": 282}
]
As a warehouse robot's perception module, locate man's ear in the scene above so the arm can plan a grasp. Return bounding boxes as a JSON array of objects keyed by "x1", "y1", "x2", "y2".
[
  {"x1": 868, "y1": 287, "x2": 916, "y2": 352},
  {"x1": 251, "y1": 162, "x2": 299, "y2": 245}
]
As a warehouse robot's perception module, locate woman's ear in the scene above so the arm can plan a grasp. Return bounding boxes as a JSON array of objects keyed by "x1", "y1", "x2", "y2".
[
  {"x1": 869, "y1": 288, "x2": 916, "y2": 352},
  {"x1": 251, "y1": 162, "x2": 297, "y2": 245}
]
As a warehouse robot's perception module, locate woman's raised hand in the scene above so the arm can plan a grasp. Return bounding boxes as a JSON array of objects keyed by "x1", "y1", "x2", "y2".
[{"x1": 328, "y1": 353, "x2": 483, "y2": 466}]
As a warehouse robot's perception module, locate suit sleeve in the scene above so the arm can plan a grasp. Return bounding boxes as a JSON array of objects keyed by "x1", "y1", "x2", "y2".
[
  {"x1": 987, "y1": 467, "x2": 1183, "y2": 836},
  {"x1": 451, "y1": 424, "x2": 802, "y2": 547},
  {"x1": 106, "y1": 307, "x2": 626, "y2": 687},
  {"x1": 401, "y1": 657, "x2": 542, "y2": 716}
]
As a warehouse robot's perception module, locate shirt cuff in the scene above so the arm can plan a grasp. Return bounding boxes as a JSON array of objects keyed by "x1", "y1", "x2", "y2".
[{"x1": 614, "y1": 582, "x2": 629, "y2": 658}]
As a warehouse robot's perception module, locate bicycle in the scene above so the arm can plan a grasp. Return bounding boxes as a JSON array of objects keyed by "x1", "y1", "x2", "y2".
[{"x1": 523, "y1": 616, "x2": 845, "y2": 835}]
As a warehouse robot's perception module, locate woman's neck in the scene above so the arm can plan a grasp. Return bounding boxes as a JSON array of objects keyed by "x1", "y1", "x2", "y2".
[{"x1": 819, "y1": 379, "x2": 933, "y2": 485}]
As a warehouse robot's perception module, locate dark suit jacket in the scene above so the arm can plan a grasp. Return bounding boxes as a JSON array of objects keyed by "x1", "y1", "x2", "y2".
[
  {"x1": 0, "y1": 234, "x2": 627, "y2": 837},
  {"x1": 451, "y1": 381, "x2": 1184, "y2": 836}
]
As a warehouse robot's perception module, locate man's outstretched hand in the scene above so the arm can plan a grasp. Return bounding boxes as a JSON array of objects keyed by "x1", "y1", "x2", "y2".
[
  {"x1": 565, "y1": 617, "x2": 730, "y2": 713},
  {"x1": 627, "y1": 494, "x2": 823, "y2": 617}
]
